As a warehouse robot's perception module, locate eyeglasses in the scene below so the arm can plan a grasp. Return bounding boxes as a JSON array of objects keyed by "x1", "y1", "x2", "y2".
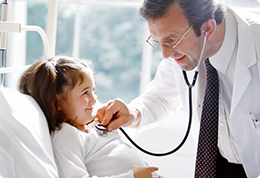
[{"x1": 146, "y1": 25, "x2": 193, "y2": 50}]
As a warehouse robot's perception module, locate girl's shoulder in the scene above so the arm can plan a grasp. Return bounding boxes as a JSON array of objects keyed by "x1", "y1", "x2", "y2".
[
  {"x1": 52, "y1": 123, "x2": 78, "y2": 137},
  {"x1": 51, "y1": 123, "x2": 86, "y2": 145}
]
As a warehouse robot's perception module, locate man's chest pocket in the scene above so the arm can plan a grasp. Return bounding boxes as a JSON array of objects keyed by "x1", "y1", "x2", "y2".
[{"x1": 249, "y1": 113, "x2": 260, "y2": 133}]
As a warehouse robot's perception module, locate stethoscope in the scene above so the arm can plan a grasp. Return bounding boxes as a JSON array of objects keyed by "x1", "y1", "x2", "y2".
[{"x1": 96, "y1": 30, "x2": 208, "y2": 156}]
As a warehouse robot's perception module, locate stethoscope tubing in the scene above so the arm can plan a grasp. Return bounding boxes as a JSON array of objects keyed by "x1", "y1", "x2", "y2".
[
  {"x1": 119, "y1": 83, "x2": 194, "y2": 156},
  {"x1": 101, "y1": 32, "x2": 208, "y2": 156},
  {"x1": 119, "y1": 70, "x2": 198, "y2": 156}
]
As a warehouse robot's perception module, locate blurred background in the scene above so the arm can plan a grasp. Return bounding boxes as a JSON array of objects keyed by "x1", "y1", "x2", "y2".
[{"x1": 1, "y1": 0, "x2": 260, "y2": 104}]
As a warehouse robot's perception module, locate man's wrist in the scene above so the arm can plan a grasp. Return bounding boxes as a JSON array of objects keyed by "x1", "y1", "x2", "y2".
[{"x1": 128, "y1": 107, "x2": 141, "y2": 128}]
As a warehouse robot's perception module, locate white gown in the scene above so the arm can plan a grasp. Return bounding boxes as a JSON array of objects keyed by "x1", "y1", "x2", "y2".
[{"x1": 51, "y1": 121, "x2": 160, "y2": 178}]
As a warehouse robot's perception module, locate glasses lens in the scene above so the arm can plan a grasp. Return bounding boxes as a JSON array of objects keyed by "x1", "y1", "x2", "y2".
[{"x1": 148, "y1": 37, "x2": 161, "y2": 49}]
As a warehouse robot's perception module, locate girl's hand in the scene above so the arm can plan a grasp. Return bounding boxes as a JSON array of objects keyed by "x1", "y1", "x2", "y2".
[{"x1": 132, "y1": 165, "x2": 160, "y2": 178}]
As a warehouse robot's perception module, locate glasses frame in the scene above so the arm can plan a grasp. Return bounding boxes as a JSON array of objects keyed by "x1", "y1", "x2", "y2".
[{"x1": 146, "y1": 25, "x2": 193, "y2": 50}]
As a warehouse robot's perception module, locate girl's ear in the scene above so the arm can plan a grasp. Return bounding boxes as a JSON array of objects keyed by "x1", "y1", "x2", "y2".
[
  {"x1": 56, "y1": 94, "x2": 62, "y2": 110},
  {"x1": 200, "y1": 18, "x2": 217, "y2": 40}
]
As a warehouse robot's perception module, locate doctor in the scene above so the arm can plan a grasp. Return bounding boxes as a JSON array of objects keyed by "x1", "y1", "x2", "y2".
[{"x1": 97, "y1": 0, "x2": 260, "y2": 177}]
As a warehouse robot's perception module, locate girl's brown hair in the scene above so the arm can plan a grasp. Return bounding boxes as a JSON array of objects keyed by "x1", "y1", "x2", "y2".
[{"x1": 19, "y1": 56, "x2": 94, "y2": 133}]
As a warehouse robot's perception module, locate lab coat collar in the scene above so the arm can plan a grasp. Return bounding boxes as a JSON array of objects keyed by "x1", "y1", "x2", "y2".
[
  {"x1": 210, "y1": 10, "x2": 237, "y2": 74},
  {"x1": 227, "y1": 7, "x2": 257, "y2": 116}
]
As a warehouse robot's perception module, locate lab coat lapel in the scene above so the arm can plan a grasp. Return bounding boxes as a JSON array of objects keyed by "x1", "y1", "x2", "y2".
[{"x1": 230, "y1": 11, "x2": 257, "y2": 116}]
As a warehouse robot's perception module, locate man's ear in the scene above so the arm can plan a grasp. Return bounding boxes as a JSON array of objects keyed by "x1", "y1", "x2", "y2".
[{"x1": 201, "y1": 18, "x2": 217, "y2": 40}]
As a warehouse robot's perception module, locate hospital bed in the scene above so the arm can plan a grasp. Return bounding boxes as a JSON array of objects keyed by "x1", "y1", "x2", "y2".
[
  {"x1": 0, "y1": 85, "x2": 197, "y2": 178},
  {"x1": 0, "y1": 86, "x2": 197, "y2": 178},
  {"x1": 0, "y1": 1, "x2": 197, "y2": 177},
  {"x1": 0, "y1": 1, "x2": 59, "y2": 177},
  {"x1": 0, "y1": 87, "x2": 198, "y2": 178}
]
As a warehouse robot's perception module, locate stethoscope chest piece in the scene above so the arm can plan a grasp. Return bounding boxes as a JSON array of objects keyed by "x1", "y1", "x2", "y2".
[{"x1": 95, "y1": 123, "x2": 107, "y2": 136}]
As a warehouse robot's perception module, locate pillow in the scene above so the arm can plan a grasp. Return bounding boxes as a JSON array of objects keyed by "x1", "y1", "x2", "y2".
[{"x1": 0, "y1": 86, "x2": 58, "y2": 178}]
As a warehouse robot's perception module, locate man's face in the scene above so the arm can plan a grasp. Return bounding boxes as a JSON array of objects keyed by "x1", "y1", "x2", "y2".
[{"x1": 148, "y1": 3, "x2": 205, "y2": 71}]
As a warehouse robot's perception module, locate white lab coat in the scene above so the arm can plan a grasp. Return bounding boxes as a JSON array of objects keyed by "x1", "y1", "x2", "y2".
[{"x1": 130, "y1": 7, "x2": 260, "y2": 178}]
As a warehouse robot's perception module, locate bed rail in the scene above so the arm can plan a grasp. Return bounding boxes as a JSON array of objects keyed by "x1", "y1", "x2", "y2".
[
  {"x1": 0, "y1": 24, "x2": 50, "y2": 75},
  {"x1": 0, "y1": 0, "x2": 56, "y2": 86}
]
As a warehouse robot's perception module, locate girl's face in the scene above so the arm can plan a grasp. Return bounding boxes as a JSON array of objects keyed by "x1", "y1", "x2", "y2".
[{"x1": 57, "y1": 70, "x2": 97, "y2": 131}]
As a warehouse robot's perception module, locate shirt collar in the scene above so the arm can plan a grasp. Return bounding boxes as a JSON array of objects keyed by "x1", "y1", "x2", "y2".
[{"x1": 210, "y1": 10, "x2": 237, "y2": 74}]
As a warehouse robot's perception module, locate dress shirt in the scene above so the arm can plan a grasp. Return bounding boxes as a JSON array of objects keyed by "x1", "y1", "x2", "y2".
[{"x1": 210, "y1": 9, "x2": 240, "y2": 164}]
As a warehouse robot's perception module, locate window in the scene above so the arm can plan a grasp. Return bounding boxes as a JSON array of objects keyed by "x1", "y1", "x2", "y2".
[
  {"x1": 55, "y1": 3, "x2": 146, "y2": 103},
  {"x1": 2, "y1": 0, "x2": 260, "y2": 103}
]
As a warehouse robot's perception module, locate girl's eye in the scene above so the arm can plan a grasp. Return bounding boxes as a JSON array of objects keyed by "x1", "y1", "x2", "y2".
[{"x1": 83, "y1": 88, "x2": 95, "y2": 95}]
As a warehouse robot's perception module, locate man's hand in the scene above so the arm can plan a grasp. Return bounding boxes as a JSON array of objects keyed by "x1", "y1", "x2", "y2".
[{"x1": 96, "y1": 99, "x2": 140, "y2": 131}]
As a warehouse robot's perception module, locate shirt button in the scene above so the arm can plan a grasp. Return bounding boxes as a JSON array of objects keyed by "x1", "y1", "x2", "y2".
[{"x1": 220, "y1": 122, "x2": 225, "y2": 127}]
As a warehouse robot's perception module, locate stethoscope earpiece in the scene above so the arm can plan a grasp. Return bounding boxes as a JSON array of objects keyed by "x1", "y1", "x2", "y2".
[{"x1": 204, "y1": 26, "x2": 208, "y2": 33}]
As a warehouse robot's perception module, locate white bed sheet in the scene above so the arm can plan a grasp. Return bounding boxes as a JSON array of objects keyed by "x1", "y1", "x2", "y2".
[{"x1": 0, "y1": 86, "x2": 58, "y2": 178}]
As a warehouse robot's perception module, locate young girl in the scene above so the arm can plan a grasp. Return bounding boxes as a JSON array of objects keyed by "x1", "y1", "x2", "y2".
[{"x1": 18, "y1": 56, "x2": 160, "y2": 178}]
